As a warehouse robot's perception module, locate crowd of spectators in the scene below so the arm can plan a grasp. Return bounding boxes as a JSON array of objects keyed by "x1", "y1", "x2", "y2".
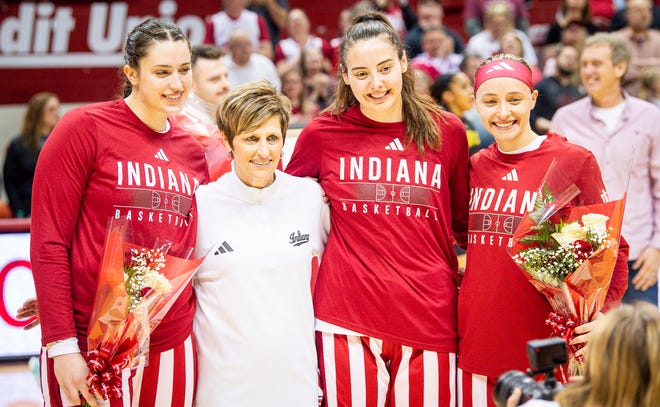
[
  {"x1": 3, "y1": 0, "x2": 660, "y2": 217},
  {"x1": 199, "y1": 0, "x2": 658, "y2": 131}
]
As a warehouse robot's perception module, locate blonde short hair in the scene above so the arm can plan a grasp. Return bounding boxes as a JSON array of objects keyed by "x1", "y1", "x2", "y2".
[{"x1": 216, "y1": 80, "x2": 291, "y2": 148}]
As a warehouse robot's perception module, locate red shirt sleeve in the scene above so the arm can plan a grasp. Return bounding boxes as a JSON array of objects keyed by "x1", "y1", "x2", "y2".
[
  {"x1": 443, "y1": 112, "x2": 470, "y2": 248},
  {"x1": 30, "y1": 109, "x2": 96, "y2": 345},
  {"x1": 284, "y1": 119, "x2": 322, "y2": 179}
]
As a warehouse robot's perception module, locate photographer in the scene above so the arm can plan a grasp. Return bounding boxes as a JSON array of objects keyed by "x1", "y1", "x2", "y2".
[{"x1": 505, "y1": 302, "x2": 660, "y2": 407}]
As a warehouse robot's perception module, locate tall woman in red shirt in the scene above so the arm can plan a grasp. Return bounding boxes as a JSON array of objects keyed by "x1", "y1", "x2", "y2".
[
  {"x1": 286, "y1": 12, "x2": 469, "y2": 406},
  {"x1": 30, "y1": 18, "x2": 207, "y2": 407}
]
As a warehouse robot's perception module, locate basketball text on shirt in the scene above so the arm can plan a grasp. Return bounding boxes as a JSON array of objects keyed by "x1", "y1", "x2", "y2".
[
  {"x1": 113, "y1": 159, "x2": 202, "y2": 227},
  {"x1": 468, "y1": 186, "x2": 538, "y2": 248},
  {"x1": 337, "y1": 155, "x2": 443, "y2": 220}
]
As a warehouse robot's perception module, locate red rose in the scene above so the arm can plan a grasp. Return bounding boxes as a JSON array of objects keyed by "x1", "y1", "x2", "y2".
[{"x1": 573, "y1": 240, "x2": 593, "y2": 261}]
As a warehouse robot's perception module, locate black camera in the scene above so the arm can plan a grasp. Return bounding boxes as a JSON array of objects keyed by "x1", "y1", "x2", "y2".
[{"x1": 493, "y1": 337, "x2": 567, "y2": 407}]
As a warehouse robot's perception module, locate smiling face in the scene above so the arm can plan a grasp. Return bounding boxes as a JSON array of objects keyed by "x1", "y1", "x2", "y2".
[
  {"x1": 225, "y1": 114, "x2": 283, "y2": 188},
  {"x1": 302, "y1": 47, "x2": 324, "y2": 75},
  {"x1": 192, "y1": 57, "x2": 230, "y2": 106},
  {"x1": 579, "y1": 43, "x2": 626, "y2": 103},
  {"x1": 341, "y1": 36, "x2": 408, "y2": 122},
  {"x1": 287, "y1": 9, "x2": 310, "y2": 40},
  {"x1": 475, "y1": 76, "x2": 537, "y2": 152},
  {"x1": 124, "y1": 39, "x2": 192, "y2": 129}
]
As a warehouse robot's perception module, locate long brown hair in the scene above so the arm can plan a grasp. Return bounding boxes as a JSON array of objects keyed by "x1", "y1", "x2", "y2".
[
  {"x1": 21, "y1": 92, "x2": 58, "y2": 151},
  {"x1": 555, "y1": 302, "x2": 660, "y2": 407},
  {"x1": 330, "y1": 12, "x2": 445, "y2": 153}
]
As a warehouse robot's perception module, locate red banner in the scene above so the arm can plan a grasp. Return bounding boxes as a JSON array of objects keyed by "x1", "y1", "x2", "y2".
[
  {"x1": 0, "y1": 1, "x2": 224, "y2": 104},
  {"x1": 0, "y1": 0, "x2": 362, "y2": 104}
]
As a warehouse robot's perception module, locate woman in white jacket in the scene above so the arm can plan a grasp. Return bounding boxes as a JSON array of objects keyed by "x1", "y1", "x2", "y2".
[{"x1": 193, "y1": 80, "x2": 330, "y2": 407}]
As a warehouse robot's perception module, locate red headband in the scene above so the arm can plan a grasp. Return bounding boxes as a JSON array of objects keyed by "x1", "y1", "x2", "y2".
[{"x1": 473, "y1": 59, "x2": 534, "y2": 94}]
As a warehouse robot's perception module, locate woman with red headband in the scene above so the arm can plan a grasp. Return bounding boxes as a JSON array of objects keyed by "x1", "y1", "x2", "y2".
[{"x1": 456, "y1": 53, "x2": 630, "y2": 407}]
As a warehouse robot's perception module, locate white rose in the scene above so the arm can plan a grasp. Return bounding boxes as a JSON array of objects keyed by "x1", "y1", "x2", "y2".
[
  {"x1": 581, "y1": 213, "x2": 609, "y2": 235},
  {"x1": 143, "y1": 271, "x2": 172, "y2": 295},
  {"x1": 552, "y1": 221, "x2": 586, "y2": 247}
]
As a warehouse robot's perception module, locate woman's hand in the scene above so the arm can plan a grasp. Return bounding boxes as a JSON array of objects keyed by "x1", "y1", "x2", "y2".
[
  {"x1": 54, "y1": 353, "x2": 99, "y2": 406},
  {"x1": 571, "y1": 311, "x2": 604, "y2": 359},
  {"x1": 16, "y1": 297, "x2": 40, "y2": 330}
]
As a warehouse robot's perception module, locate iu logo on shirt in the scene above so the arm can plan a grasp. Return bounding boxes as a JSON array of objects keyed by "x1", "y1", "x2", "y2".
[{"x1": 289, "y1": 230, "x2": 310, "y2": 246}]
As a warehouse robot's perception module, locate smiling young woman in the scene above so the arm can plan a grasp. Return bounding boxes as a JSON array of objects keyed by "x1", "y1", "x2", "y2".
[
  {"x1": 457, "y1": 54, "x2": 630, "y2": 407},
  {"x1": 29, "y1": 18, "x2": 208, "y2": 407},
  {"x1": 286, "y1": 12, "x2": 470, "y2": 407}
]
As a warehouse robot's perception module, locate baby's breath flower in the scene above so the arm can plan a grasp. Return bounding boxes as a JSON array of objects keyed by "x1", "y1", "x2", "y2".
[
  {"x1": 515, "y1": 212, "x2": 611, "y2": 286},
  {"x1": 125, "y1": 248, "x2": 170, "y2": 312}
]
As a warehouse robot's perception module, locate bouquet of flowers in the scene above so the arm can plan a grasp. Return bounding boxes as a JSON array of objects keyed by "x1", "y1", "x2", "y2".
[
  {"x1": 83, "y1": 219, "x2": 205, "y2": 405},
  {"x1": 508, "y1": 162, "x2": 626, "y2": 378}
]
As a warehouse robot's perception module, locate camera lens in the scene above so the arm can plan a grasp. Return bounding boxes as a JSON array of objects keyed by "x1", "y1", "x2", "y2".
[{"x1": 494, "y1": 370, "x2": 549, "y2": 406}]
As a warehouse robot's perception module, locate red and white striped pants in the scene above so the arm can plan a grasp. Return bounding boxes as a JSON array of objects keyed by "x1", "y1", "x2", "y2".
[
  {"x1": 40, "y1": 334, "x2": 196, "y2": 407},
  {"x1": 457, "y1": 368, "x2": 495, "y2": 407},
  {"x1": 317, "y1": 331, "x2": 456, "y2": 407}
]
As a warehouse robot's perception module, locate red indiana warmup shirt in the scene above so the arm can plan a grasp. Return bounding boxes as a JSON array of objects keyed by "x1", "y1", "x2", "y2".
[
  {"x1": 286, "y1": 105, "x2": 469, "y2": 352},
  {"x1": 30, "y1": 99, "x2": 209, "y2": 353},
  {"x1": 458, "y1": 132, "x2": 629, "y2": 378}
]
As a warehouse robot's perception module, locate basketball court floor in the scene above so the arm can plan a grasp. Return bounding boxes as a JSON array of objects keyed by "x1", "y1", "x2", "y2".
[{"x1": 0, "y1": 359, "x2": 42, "y2": 407}]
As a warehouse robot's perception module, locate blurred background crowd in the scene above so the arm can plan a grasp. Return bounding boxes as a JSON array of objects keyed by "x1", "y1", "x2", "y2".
[{"x1": 1, "y1": 0, "x2": 659, "y2": 218}]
